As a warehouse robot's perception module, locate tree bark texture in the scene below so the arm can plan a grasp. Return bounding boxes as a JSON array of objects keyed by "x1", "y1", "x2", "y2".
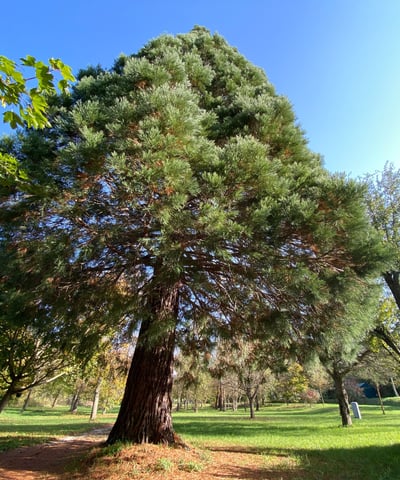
[
  {"x1": 333, "y1": 374, "x2": 352, "y2": 426},
  {"x1": 107, "y1": 283, "x2": 179, "y2": 445},
  {"x1": 383, "y1": 272, "x2": 400, "y2": 310}
]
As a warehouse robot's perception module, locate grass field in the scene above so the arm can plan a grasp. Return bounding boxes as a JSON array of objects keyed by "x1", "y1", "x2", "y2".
[
  {"x1": 1, "y1": 402, "x2": 400, "y2": 479},
  {"x1": 173, "y1": 403, "x2": 400, "y2": 479},
  {"x1": 0, "y1": 406, "x2": 116, "y2": 451}
]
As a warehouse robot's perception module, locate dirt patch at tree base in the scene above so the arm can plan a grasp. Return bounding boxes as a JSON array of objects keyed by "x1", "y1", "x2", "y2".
[{"x1": 0, "y1": 427, "x2": 305, "y2": 480}]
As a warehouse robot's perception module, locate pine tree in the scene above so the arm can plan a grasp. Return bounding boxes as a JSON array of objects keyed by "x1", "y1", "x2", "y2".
[
  {"x1": 316, "y1": 281, "x2": 381, "y2": 426},
  {"x1": 1, "y1": 27, "x2": 385, "y2": 443}
]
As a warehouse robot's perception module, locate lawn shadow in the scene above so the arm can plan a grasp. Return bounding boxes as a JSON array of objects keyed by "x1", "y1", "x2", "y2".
[{"x1": 206, "y1": 443, "x2": 400, "y2": 480}]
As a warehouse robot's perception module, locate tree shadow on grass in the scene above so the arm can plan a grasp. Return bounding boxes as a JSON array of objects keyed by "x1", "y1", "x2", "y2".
[
  {"x1": 0, "y1": 437, "x2": 101, "y2": 479},
  {"x1": 208, "y1": 443, "x2": 400, "y2": 480},
  {"x1": 176, "y1": 418, "x2": 327, "y2": 438},
  {"x1": 0, "y1": 424, "x2": 112, "y2": 452}
]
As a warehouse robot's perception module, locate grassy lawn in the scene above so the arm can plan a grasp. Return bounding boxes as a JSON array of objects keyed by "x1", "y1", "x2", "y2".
[
  {"x1": 0, "y1": 406, "x2": 116, "y2": 451},
  {"x1": 1, "y1": 402, "x2": 400, "y2": 479},
  {"x1": 173, "y1": 403, "x2": 400, "y2": 480}
]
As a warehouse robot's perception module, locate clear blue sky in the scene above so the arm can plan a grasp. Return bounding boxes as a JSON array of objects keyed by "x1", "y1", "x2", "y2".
[{"x1": 3, "y1": 0, "x2": 400, "y2": 178}]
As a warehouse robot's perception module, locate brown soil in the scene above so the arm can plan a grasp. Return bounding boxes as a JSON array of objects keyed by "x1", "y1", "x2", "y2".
[
  {"x1": 0, "y1": 426, "x2": 304, "y2": 480},
  {"x1": 0, "y1": 426, "x2": 112, "y2": 480}
]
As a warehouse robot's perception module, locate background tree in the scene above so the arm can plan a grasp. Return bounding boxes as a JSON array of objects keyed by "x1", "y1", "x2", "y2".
[
  {"x1": 304, "y1": 358, "x2": 332, "y2": 406},
  {"x1": 316, "y1": 282, "x2": 381, "y2": 426},
  {"x1": 0, "y1": 232, "x2": 74, "y2": 412},
  {"x1": 213, "y1": 338, "x2": 270, "y2": 418},
  {"x1": 1, "y1": 27, "x2": 386, "y2": 445},
  {"x1": 275, "y1": 362, "x2": 308, "y2": 405},
  {"x1": 373, "y1": 295, "x2": 400, "y2": 361},
  {"x1": 173, "y1": 351, "x2": 212, "y2": 411},
  {"x1": 365, "y1": 163, "x2": 400, "y2": 356}
]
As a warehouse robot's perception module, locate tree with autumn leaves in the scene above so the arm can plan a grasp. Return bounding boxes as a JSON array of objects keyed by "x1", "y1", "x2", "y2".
[{"x1": 0, "y1": 28, "x2": 387, "y2": 443}]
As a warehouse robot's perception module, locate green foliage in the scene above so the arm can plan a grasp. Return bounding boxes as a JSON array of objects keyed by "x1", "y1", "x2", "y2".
[
  {"x1": 0, "y1": 28, "x2": 388, "y2": 442},
  {"x1": 364, "y1": 163, "x2": 400, "y2": 356},
  {"x1": 0, "y1": 152, "x2": 28, "y2": 185},
  {"x1": 0, "y1": 55, "x2": 75, "y2": 129},
  {"x1": 276, "y1": 362, "x2": 308, "y2": 404},
  {"x1": 317, "y1": 281, "x2": 381, "y2": 373},
  {"x1": 0, "y1": 55, "x2": 75, "y2": 188}
]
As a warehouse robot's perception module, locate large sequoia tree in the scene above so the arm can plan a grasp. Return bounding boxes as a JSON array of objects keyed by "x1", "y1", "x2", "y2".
[{"x1": 0, "y1": 27, "x2": 384, "y2": 444}]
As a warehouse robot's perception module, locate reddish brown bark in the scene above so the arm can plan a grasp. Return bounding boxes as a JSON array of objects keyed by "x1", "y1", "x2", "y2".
[{"x1": 107, "y1": 283, "x2": 180, "y2": 445}]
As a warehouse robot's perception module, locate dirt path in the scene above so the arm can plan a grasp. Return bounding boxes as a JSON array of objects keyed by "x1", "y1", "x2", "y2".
[
  {"x1": 0, "y1": 427, "x2": 302, "y2": 480},
  {"x1": 0, "y1": 426, "x2": 112, "y2": 480}
]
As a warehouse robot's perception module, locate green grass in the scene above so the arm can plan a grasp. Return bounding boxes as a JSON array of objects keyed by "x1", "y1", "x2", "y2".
[
  {"x1": 1, "y1": 403, "x2": 400, "y2": 479},
  {"x1": 0, "y1": 406, "x2": 116, "y2": 451},
  {"x1": 173, "y1": 403, "x2": 400, "y2": 480}
]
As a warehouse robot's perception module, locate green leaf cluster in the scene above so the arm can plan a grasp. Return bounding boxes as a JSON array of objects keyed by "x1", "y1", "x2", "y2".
[{"x1": 0, "y1": 55, "x2": 75, "y2": 130}]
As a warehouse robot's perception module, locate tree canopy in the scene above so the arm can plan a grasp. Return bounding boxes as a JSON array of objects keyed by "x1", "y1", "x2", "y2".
[
  {"x1": 365, "y1": 163, "x2": 400, "y2": 359},
  {"x1": 0, "y1": 27, "x2": 386, "y2": 443}
]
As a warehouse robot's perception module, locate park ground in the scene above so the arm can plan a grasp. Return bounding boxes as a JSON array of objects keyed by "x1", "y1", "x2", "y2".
[{"x1": 0, "y1": 403, "x2": 400, "y2": 479}]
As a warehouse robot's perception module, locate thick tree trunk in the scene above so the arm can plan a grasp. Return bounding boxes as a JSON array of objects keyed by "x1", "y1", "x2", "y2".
[
  {"x1": 107, "y1": 283, "x2": 180, "y2": 445},
  {"x1": 333, "y1": 374, "x2": 352, "y2": 426}
]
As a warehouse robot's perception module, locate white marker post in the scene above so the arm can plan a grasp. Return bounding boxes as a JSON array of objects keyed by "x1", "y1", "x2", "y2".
[{"x1": 351, "y1": 401, "x2": 362, "y2": 419}]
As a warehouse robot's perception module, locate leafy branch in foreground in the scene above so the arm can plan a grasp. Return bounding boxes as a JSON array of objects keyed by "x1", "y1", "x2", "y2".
[{"x1": 0, "y1": 55, "x2": 75, "y2": 129}]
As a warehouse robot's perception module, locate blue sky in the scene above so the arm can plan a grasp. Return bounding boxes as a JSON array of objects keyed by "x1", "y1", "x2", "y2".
[{"x1": 2, "y1": 0, "x2": 400, "y2": 178}]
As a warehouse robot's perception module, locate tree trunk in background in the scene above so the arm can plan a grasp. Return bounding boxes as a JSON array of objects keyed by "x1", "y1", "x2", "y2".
[
  {"x1": 70, "y1": 384, "x2": 83, "y2": 413},
  {"x1": 216, "y1": 379, "x2": 226, "y2": 411},
  {"x1": 107, "y1": 283, "x2": 180, "y2": 445},
  {"x1": 52, "y1": 390, "x2": 61, "y2": 408},
  {"x1": 318, "y1": 387, "x2": 325, "y2": 406},
  {"x1": 247, "y1": 392, "x2": 255, "y2": 419},
  {"x1": 390, "y1": 377, "x2": 400, "y2": 397},
  {"x1": 333, "y1": 374, "x2": 352, "y2": 426},
  {"x1": 90, "y1": 376, "x2": 103, "y2": 421},
  {"x1": 0, "y1": 387, "x2": 14, "y2": 414},
  {"x1": 20, "y1": 389, "x2": 32, "y2": 413},
  {"x1": 375, "y1": 383, "x2": 385, "y2": 415}
]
